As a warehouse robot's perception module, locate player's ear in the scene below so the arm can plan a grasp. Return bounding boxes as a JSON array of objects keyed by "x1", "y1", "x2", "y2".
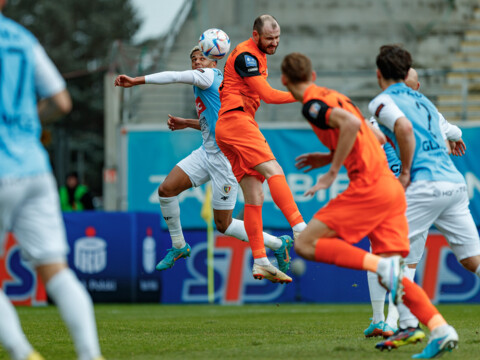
[
  {"x1": 312, "y1": 71, "x2": 317, "y2": 82},
  {"x1": 252, "y1": 30, "x2": 260, "y2": 44},
  {"x1": 281, "y1": 74, "x2": 288, "y2": 87},
  {"x1": 376, "y1": 68, "x2": 382, "y2": 80}
]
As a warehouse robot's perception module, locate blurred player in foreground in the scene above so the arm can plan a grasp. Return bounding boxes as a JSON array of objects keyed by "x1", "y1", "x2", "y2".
[
  {"x1": 114, "y1": 46, "x2": 293, "y2": 274},
  {"x1": 281, "y1": 51, "x2": 458, "y2": 359},
  {"x1": 215, "y1": 15, "x2": 307, "y2": 284},
  {"x1": 368, "y1": 45, "x2": 477, "y2": 357},
  {"x1": 365, "y1": 67, "x2": 468, "y2": 339},
  {"x1": 0, "y1": 1, "x2": 103, "y2": 359}
]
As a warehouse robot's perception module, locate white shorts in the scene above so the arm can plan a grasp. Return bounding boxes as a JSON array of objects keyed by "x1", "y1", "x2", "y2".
[
  {"x1": 0, "y1": 173, "x2": 69, "y2": 266},
  {"x1": 405, "y1": 181, "x2": 480, "y2": 264},
  {"x1": 177, "y1": 147, "x2": 238, "y2": 210}
]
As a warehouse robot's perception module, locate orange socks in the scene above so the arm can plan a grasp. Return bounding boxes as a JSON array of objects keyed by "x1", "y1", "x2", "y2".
[
  {"x1": 244, "y1": 204, "x2": 266, "y2": 259},
  {"x1": 314, "y1": 238, "x2": 368, "y2": 270},
  {"x1": 267, "y1": 175, "x2": 304, "y2": 226},
  {"x1": 402, "y1": 278, "x2": 447, "y2": 331}
]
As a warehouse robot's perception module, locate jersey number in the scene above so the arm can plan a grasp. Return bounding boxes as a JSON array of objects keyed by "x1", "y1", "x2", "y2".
[
  {"x1": 415, "y1": 100, "x2": 437, "y2": 139},
  {"x1": 0, "y1": 47, "x2": 28, "y2": 115}
]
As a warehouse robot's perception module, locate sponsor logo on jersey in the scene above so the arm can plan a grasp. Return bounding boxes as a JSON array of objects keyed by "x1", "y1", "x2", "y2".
[
  {"x1": 196, "y1": 68, "x2": 205, "y2": 73},
  {"x1": 244, "y1": 55, "x2": 257, "y2": 67},
  {"x1": 375, "y1": 103, "x2": 385, "y2": 117},
  {"x1": 308, "y1": 102, "x2": 321, "y2": 118},
  {"x1": 195, "y1": 96, "x2": 206, "y2": 118}
]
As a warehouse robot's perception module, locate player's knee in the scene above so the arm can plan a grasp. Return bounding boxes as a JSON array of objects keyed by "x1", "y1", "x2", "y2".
[
  {"x1": 214, "y1": 217, "x2": 230, "y2": 233},
  {"x1": 158, "y1": 184, "x2": 174, "y2": 197}
]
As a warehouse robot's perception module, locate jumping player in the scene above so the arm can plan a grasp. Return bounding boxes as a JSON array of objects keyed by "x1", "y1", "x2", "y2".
[
  {"x1": 281, "y1": 51, "x2": 458, "y2": 359},
  {"x1": 114, "y1": 46, "x2": 293, "y2": 273},
  {"x1": 215, "y1": 15, "x2": 307, "y2": 284}
]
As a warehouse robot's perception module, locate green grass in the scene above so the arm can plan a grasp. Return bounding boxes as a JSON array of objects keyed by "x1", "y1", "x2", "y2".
[{"x1": 1, "y1": 304, "x2": 479, "y2": 359}]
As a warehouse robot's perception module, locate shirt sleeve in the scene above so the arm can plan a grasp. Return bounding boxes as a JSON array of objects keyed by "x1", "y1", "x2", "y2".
[
  {"x1": 243, "y1": 75, "x2": 295, "y2": 104},
  {"x1": 368, "y1": 93, "x2": 405, "y2": 132},
  {"x1": 438, "y1": 112, "x2": 462, "y2": 141},
  {"x1": 33, "y1": 42, "x2": 66, "y2": 99},
  {"x1": 301, "y1": 99, "x2": 332, "y2": 129},
  {"x1": 145, "y1": 68, "x2": 215, "y2": 90},
  {"x1": 234, "y1": 52, "x2": 261, "y2": 77}
]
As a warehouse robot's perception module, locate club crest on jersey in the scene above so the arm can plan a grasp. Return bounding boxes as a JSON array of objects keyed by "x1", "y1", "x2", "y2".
[
  {"x1": 223, "y1": 184, "x2": 232, "y2": 194},
  {"x1": 244, "y1": 55, "x2": 257, "y2": 67},
  {"x1": 195, "y1": 97, "x2": 206, "y2": 117},
  {"x1": 309, "y1": 102, "x2": 321, "y2": 118}
]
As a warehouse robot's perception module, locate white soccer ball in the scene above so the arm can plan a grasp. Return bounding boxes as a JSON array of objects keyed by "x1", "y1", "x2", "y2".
[{"x1": 198, "y1": 28, "x2": 231, "y2": 60}]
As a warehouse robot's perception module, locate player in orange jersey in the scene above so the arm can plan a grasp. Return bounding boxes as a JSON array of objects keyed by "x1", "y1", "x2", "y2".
[
  {"x1": 215, "y1": 15, "x2": 307, "y2": 284},
  {"x1": 281, "y1": 52, "x2": 458, "y2": 359}
]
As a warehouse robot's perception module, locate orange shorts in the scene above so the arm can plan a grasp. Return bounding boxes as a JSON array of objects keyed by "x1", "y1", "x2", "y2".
[
  {"x1": 314, "y1": 174, "x2": 409, "y2": 256},
  {"x1": 215, "y1": 111, "x2": 275, "y2": 182}
]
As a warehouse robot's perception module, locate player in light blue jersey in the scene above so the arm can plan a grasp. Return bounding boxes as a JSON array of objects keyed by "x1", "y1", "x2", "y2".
[
  {"x1": 367, "y1": 44, "x2": 480, "y2": 358},
  {"x1": 0, "y1": 1, "x2": 103, "y2": 359},
  {"x1": 365, "y1": 68, "x2": 468, "y2": 340},
  {"x1": 114, "y1": 45, "x2": 293, "y2": 274}
]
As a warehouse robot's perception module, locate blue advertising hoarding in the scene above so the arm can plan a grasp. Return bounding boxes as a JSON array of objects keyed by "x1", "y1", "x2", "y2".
[{"x1": 125, "y1": 124, "x2": 480, "y2": 228}]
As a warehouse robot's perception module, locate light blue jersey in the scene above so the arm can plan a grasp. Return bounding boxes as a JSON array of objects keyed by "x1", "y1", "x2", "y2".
[
  {"x1": 193, "y1": 68, "x2": 223, "y2": 154},
  {"x1": 369, "y1": 83, "x2": 464, "y2": 184},
  {"x1": 0, "y1": 14, "x2": 64, "y2": 179}
]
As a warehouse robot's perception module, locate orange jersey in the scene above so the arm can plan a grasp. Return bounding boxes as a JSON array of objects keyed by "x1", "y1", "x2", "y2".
[
  {"x1": 302, "y1": 84, "x2": 392, "y2": 185},
  {"x1": 219, "y1": 38, "x2": 293, "y2": 118}
]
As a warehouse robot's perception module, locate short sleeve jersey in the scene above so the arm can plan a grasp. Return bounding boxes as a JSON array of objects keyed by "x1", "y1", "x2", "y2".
[
  {"x1": 302, "y1": 84, "x2": 392, "y2": 185},
  {"x1": 368, "y1": 83, "x2": 464, "y2": 183},
  {"x1": 219, "y1": 38, "x2": 268, "y2": 117},
  {"x1": 0, "y1": 14, "x2": 65, "y2": 178},
  {"x1": 193, "y1": 68, "x2": 223, "y2": 154}
]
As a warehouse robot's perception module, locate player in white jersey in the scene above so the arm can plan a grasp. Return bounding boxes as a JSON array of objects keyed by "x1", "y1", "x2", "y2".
[
  {"x1": 364, "y1": 68, "x2": 468, "y2": 339},
  {"x1": 114, "y1": 46, "x2": 293, "y2": 274},
  {"x1": 0, "y1": 2, "x2": 103, "y2": 360},
  {"x1": 368, "y1": 45, "x2": 479, "y2": 358}
]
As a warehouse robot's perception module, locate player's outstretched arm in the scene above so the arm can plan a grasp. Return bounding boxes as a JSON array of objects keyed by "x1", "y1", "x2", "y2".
[
  {"x1": 295, "y1": 152, "x2": 333, "y2": 173},
  {"x1": 244, "y1": 76, "x2": 296, "y2": 104},
  {"x1": 167, "y1": 114, "x2": 201, "y2": 131},
  {"x1": 114, "y1": 75, "x2": 145, "y2": 88},
  {"x1": 37, "y1": 89, "x2": 72, "y2": 124}
]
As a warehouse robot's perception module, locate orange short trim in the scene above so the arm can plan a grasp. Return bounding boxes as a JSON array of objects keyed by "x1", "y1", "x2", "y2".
[
  {"x1": 314, "y1": 175, "x2": 409, "y2": 257},
  {"x1": 215, "y1": 111, "x2": 275, "y2": 182}
]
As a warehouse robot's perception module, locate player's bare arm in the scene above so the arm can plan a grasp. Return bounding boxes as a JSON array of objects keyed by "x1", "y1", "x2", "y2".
[
  {"x1": 167, "y1": 114, "x2": 201, "y2": 131},
  {"x1": 37, "y1": 89, "x2": 72, "y2": 124},
  {"x1": 295, "y1": 152, "x2": 333, "y2": 173},
  {"x1": 366, "y1": 120, "x2": 386, "y2": 145},
  {"x1": 114, "y1": 74, "x2": 146, "y2": 88},
  {"x1": 393, "y1": 116, "x2": 415, "y2": 189},
  {"x1": 304, "y1": 108, "x2": 361, "y2": 196}
]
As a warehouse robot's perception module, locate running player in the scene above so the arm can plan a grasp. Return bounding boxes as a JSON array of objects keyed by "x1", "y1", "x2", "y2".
[
  {"x1": 215, "y1": 15, "x2": 307, "y2": 284},
  {"x1": 0, "y1": 1, "x2": 104, "y2": 359},
  {"x1": 369, "y1": 45, "x2": 479, "y2": 356},
  {"x1": 114, "y1": 46, "x2": 293, "y2": 273},
  {"x1": 365, "y1": 67, "x2": 468, "y2": 339},
  {"x1": 282, "y1": 51, "x2": 458, "y2": 359}
]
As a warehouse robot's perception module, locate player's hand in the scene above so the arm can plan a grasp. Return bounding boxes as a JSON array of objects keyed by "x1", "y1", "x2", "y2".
[
  {"x1": 114, "y1": 75, "x2": 135, "y2": 88},
  {"x1": 167, "y1": 114, "x2": 188, "y2": 131},
  {"x1": 450, "y1": 139, "x2": 466, "y2": 156},
  {"x1": 295, "y1": 152, "x2": 333, "y2": 173},
  {"x1": 304, "y1": 170, "x2": 337, "y2": 196}
]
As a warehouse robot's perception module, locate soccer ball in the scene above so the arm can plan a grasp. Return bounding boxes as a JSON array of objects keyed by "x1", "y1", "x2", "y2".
[{"x1": 198, "y1": 28, "x2": 231, "y2": 60}]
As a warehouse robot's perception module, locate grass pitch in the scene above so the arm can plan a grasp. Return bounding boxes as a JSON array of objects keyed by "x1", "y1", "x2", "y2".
[{"x1": 1, "y1": 304, "x2": 479, "y2": 359}]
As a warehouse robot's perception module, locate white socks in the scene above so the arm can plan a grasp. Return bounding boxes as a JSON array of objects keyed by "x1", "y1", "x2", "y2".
[
  {"x1": 367, "y1": 271, "x2": 386, "y2": 323},
  {"x1": 385, "y1": 292, "x2": 399, "y2": 329},
  {"x1": 224, "y1": 218, "x2": 283, "y2": 250},
  {"x1": 292, "y1": 222, "x2": 307, "y2": 233},
  {"x1": 398, "y1": 266, "x2": 419, "y2": 329},
  {"x1": 46, "y1": 269, "x2": 101, "y2": 360},
  {"x1": 0, "y1": 290, "x2": 33, "y2": 360},
  {"x1": 159, "y1": 196, "x2": 186, "y2": 249}
]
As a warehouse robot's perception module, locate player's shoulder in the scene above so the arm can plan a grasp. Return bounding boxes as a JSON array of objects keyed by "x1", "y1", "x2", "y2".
[
  {"x1": 368, "y1": 93, "x2": 393, "y2": 115},
  {"x1": 1, "y1": 15, "x2": 37, "y2": 43}
]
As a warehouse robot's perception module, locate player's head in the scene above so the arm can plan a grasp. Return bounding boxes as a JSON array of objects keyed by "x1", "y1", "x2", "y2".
[
  {"x1": 189, "y1": 46, "x2": 217, "y2": 70},
  {"x1": 0, "y1": 0, "x2": 6, "y2": 11},
  {"x1": 252, "y1": 14, "x2": 280, "y2": 55},
  {"x1": 405, "y1": 67, "x2": 420, "y2": 90},
  {"x1": 281, "y1": 52, "x2": 314, "y2": 85},
  {"x1": 376, "y1": 44, "x2": 412, "y2": 82}
]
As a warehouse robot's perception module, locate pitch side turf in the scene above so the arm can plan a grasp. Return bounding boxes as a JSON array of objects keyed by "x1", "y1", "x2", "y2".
[{"x1": 1, "y1": 304, "x2": 478, "y2": 359}]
